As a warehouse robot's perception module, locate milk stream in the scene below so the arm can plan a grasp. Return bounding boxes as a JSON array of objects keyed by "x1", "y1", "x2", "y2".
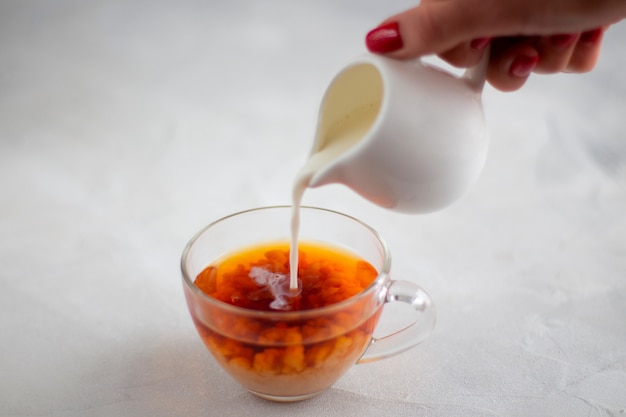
[{"x1": 289, "y1": 103, "x2": 380, "y2": 290}]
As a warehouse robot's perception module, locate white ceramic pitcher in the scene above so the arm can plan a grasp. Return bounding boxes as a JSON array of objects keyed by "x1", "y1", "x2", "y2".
[{"x1": 304, "y1": 52, "x2": 489, "y2": 214}]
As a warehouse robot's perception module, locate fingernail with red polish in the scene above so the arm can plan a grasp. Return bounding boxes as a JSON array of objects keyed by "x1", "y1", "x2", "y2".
[
  {"x1": 510, "y1": 55, "x2": 539, "y2": 77},
  {"x1": 470, "y1": 37, "x2": 492, "y2": 50},
  {"x1": 580, "y1": 28, "x2": 603, "y2": 44},
  {"x1": 550, "y1": 33, "x2": 577, "y2": 49},
  {"x1": 366, "y1": 21, "x2": 403, "y2": 54}
]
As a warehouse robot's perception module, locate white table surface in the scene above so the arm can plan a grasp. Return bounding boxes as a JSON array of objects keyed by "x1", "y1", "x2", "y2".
[{"x1": 2, "y1": 1, "x2": 625, "y2": 416}]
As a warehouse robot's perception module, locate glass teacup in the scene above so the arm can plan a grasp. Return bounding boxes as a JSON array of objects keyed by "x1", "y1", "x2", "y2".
[{"x1": 181, "y1": 206, "x2": 435, "y2": 402}]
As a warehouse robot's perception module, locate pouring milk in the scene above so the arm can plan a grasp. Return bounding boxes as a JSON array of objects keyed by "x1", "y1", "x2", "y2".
[{"x1": 290, "y1": 101, "x2": 381, "y2": 288}]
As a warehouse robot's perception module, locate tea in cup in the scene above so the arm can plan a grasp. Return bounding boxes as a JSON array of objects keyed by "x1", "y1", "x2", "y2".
[{"x1": 181, "y1": 206, "x2": 435, "y2": 401}]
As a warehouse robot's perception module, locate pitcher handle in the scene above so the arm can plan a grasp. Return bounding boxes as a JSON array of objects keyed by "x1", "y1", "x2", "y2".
[
  {"x1": 462, "y1": 45, "x2": 491, "y2": 92},
  {"x1": 357, "y1": 280, "x2": 436, "y2": 364}
]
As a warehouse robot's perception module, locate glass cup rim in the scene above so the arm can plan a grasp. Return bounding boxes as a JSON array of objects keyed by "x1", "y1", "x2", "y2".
[{"x1": 180, "y1": 205, "x2": 392, "y2": 319}]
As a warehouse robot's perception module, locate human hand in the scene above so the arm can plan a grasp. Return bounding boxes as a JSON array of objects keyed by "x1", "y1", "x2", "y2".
[{"x1": 365, "y1": 0, "x2": 626, "y2": 91}]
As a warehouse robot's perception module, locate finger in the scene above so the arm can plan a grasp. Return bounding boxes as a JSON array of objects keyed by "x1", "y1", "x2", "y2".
[
  {"x1": 487, "y1": 40, "x2": 540, "y2": 92},
  {"x1": 532, "y1": 33, "x2": 580, "y2": 74},
  {"x1": 565, "y1": 28, "x2": 604, "y2": 72},
  {"x1": 437, "y1": 37, "x2": 492, "y2": 68}
]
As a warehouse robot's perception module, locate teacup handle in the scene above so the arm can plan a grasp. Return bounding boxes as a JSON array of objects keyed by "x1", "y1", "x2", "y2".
[{"x1": 357, "y1": 280, "x2": 436, "y2": 364}]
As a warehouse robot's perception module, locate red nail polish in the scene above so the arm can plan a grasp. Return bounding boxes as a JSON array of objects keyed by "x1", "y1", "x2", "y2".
[
  {"x1": 366, "y1": 21, "x2": 403, "y2": 53},
  {"x1": 510, "y1": 55, "x2": 539, "y2": 77},
  {"x1": 580, "y1": 28, "x2": 603, "y2": 44},
  {"x1": 470, "y1": 37, "x2": 492, "y2": 50},
  {"x1": 550, "y1": 33, "x2": 577, "y2": 49}
]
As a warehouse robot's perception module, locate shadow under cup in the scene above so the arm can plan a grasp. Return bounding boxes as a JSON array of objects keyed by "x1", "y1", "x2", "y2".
[{"x1": 181, "y1": 206, "x2": 435, "y2": 402}]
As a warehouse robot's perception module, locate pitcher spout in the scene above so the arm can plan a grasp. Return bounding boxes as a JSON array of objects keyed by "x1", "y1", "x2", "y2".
[
  {"x1": 304, "y1": 58, "x2": 384, "y2": 190},
  {"x1": 308, "y1": 164, "x2": 343, "y2": 188}
]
